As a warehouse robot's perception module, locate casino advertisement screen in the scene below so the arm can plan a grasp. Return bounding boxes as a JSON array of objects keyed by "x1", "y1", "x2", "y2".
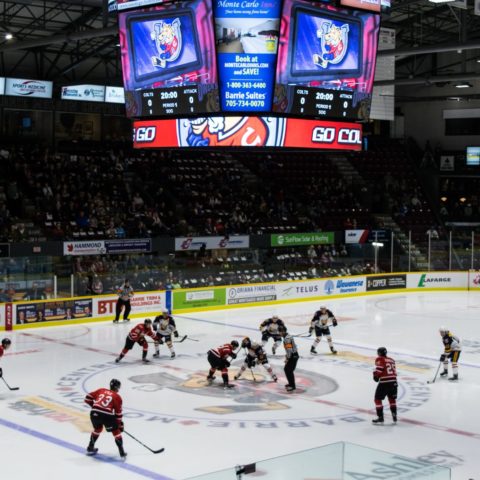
[{"x1": 118, "y1": 0, "x2": 380, "y2": 125}]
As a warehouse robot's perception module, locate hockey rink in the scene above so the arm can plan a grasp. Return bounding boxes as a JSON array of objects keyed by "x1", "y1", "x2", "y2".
[{"x1": 1, "y1": 291, "x2": 479, "y2": 479}]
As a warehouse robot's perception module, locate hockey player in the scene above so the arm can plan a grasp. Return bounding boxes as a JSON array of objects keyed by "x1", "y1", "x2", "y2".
[
  {"x1": 85, "y1": 378, "x2": 126, "y2": 459},
  {"x1": 372, "y1": 347, "x2": 397, "y2": 424},
  {"x1": 309, "y1": 305, "x2": 338, "y2": 354},
  {"x1": 113, "y1": 279, "x2": 134, "y2": 323},
  {"x1": 235, "y1": 337, "x2": 278, "y2": 382},
  {"x1": 0, "y1": 338, "x2": 12, "y2": 378},
  {"x1": 153, "y1": 310, "x2": 179, "y2": 359},
  {"x1": 439, "y1": 327, "x2": 462, "y2": 381},
  {"x1": 279, "y1": 327, "x2": 299, "y2": 392},
  {"x1": 206, "y1": 340, "x2": 239, "y2": 389},
  {"x1": 115, "y1": 319, "x2": 156, "y2": 363},
  {"x1": 260, "y1": 315, "x2": 285, "y2": 354}
]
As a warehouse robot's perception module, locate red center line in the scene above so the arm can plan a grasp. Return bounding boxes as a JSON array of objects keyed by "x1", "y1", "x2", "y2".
[{"x1": 20, "y1": 332, "x2": 117, "y2": 357}]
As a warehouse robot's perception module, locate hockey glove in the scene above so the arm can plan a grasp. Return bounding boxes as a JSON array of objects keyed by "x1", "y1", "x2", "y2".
[
  {"x1": 373, "y1": 373, "x2": 379, "y2": 383},
  {"x1": 224, "y1": 361, "x2": 231, "y2": 368},
  {"x1": 332, "y1": 318, "x2": 338, "y2": 327},
  {"x1": 174, "y1": 331, "x2": 179, "y2": 338},
  {"x1": 440, "y1": 354, "x2": 446, "y2": 362},
  {"x1": 118, "y1": 421, "x2": 124, "y2": 432},
  {"x1": 308, "y1": 327, "x2": 313, "y2": 336},
  {"x1": 230, "y1": 352, "x2": 237, "y2": 360}
]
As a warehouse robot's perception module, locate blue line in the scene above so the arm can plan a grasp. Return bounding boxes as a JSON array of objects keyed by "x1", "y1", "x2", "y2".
[
  {"x1": 176, "y1": 314, "x2": 480, "y2": 369},
  {"x1": 0, "y1": 417, "x2": 173, "y2": 480}
]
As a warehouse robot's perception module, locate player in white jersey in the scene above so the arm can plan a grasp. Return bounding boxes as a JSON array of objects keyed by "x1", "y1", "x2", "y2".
[
  {"x1": 439, "y1": 327, "x2": 461, "y2": 381},
  {"x1": 309, "y1": 306, "x2": 338, "y2": 354},
  {"x1": 234, "y1": 337, "x2": 278, "y2": 382},
  {"x1": 153, "y1": 310, "x2": 179, "y2": 358},
  {"x1": 259, "y1": 315, "x2": 285, "y2": 354}
]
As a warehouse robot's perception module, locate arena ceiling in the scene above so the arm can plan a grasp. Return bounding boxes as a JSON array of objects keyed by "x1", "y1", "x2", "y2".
[{"x1": 0, "y1": 0, "x2": 479, "y2": 96}]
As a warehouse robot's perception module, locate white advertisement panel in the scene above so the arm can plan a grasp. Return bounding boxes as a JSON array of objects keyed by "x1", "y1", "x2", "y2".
[
  {"x1": 63, "y1": 241, "x2": 106, "y2": 256},
  {"x1": 105, "y1": 86, "x2": 125, "y2": 104},
  {"x1": 407, "y1": 272, "x2": 467, "y2": 289},
  {"x1": 61, "y1": 84, "x2": 105, "y2": 102},
  {"x1": 5, "y1": 78, "x2": 53, "y2": 98},
  {"x1": 227, "y1": 284, "x2": 277, "y2": 305},
  {"x1": 0, "y1": 77, "x2": 5, "y2": 95},
  {"x1": 468, "y1": 271, "x2": 480, "y2": 289},
  {"x1": 345, "y1": 229, "x2": 369, "y2": 244},
  {"x1": 175, "y1": 236, "x2": 250, "y2": 251},
  {"x1": 93, "y1": 291, "x2": 165, "y2": 317}
]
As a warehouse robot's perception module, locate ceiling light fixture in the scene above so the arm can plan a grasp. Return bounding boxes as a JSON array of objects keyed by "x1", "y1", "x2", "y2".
[
  {"x1": 428, "y1": 0, "x2": 455, "y2": 3},
  {"x1": 5, "y1": 33, "x2": 13, "y2": 40},
  {"x1": 455, "y1": 82, "x2": 472, "y2": 88}
]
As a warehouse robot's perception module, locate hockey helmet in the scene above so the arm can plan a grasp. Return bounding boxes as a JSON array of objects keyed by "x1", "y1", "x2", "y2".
[
  {"x1": 110, "y1": 378, "x2": 121, "y2": 391},
  {"x1": 1, "y1": 338, "x2": 11, "y2": 349},
  {"x1": 144, "y1": 318, "x2": 152, "y2": 326},
  {"x1": 272, "y1": 315, "x2": 279, "y2": 320},
  {"x1": 319, "y1": 305, "x2": 327, "y2": 310},
  {"x1": 241, "y1": 337, "x2": 251, "y2": 349},
  {"x1": 231, "y1": 340, "x2": 239, "y2": 349},
  {"x1": 439, "y1": 326, "x2": 448, "y2": 335},
  {"x1": 377, "y1": 347, "x2": 387, "y2": 357}
]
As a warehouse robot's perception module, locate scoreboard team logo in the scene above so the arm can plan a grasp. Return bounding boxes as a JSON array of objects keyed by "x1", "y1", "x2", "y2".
[
  {"x1": 151, "y1": 18, "x2": 182, "y2": 68},
  {"x1": 314, "y1": 21, "x2": 349, "y2": 69}
]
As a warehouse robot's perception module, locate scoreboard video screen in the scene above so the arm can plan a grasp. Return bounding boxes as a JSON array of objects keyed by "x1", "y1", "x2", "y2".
[{"x1": 118, "y1": 0, "x2": 380, "y2": 121}]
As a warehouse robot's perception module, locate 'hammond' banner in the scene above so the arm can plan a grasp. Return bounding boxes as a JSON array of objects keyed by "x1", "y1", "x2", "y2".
[
  {"x1": 175, "y1": 236, "x2": 250, "y2": 251},
  {"x1": 271, "y1": 232, "x2": 334, "y2": 247},
  {"x1": 133, "y1": 117, "x2": 362, "y2": 150},
  {"x1": 64, "y1": 239, "x2": 151, "y2": 256}
]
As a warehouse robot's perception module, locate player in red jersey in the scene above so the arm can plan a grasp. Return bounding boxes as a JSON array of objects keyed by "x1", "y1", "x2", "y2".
[
  {"x1": 206, "y1": 340, "x2": 239, "y2": 389},
  {"x1": 0, "y1": 338, "x2": 12, "y2": 378},
  {"x1": 115, "y1": 318, "x2": 156, "y2": 363},
  {"x1": 372, "y1": 347, "x2": 398, "y2": 424},
  {"x1": 84, "y1": 378, "x2": 126, "y2": 459}
]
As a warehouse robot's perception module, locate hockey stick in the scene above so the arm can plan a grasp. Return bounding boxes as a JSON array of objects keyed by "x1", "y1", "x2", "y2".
[
  {"x1": 427, "y1": 362, "x2": 442, "y2": 384},
  {"x1": 184, "y1": 336, "x2": 199, "y2": 342},
  {"x1": 124, "y1": 431, "x2": 165, "y2": 454},
  {"x1": 293, "y1": 331, "x2": 311, "y2": 338},
  {"x1": 1, "y1": 376, "x2": 20, "y2": 391},
  {"x1": 174, "y1": 335, "x2": 188, "y2": 343}
]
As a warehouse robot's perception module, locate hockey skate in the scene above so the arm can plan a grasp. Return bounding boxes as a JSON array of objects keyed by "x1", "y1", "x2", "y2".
[
  {"x1": 123, "y1": 318, "x2": 130, "y2": 322},
  {"x1": 372, "y1": 417, "x2": 384, "y2": 425},
  {"x1": 392, "y1": 414, "x2": 397, "y2": 423},
  {"x1": 170, "y1": 352, "x2": 176, "y2": 359},
  {"x1": 223, "y1": 383, "x2": 235, "y2": 389},
  {"x1": 206, "y1": 375, "x2": 215, "y2": 383},
  {"x1": 152, "y1": 352, "x2": 160, "y2": 358},
  {"x1": 440, "y1": 370, "x2": 448, "y2": 377},
  {"x1": 142, "y1": 358, "x2": 150, "y2": 363},
  {"x1": 448, "y1": 374, "x2": 458, "y2": 381},
  {"x1": 285, "y1": 386, "x2": 296, "y2": 392},
  {"x1": 310, "y1": 346, "x2": 317, "y2": 355},
  {"x1": 120, "y1": 452, "x2": 128, "y2": 461},
  {"x1": 330, "y1": 347, "x2": 337, "y2": 354},
  {"x1": 115, "y1": 356, "x2": 121, "y2": 363},
  {"x1": 86, "y1": 445, "x2": 98, "y2": 456},
  {"x1": 113, "y1": 319, "x2": 119, "y2": 324}
]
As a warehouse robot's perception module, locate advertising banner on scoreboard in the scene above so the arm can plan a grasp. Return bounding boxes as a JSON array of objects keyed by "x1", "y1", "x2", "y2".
[
  {"x1": 214, "y1": 0, "x2": 281, "y2": 112},
  {"x1": 133, "y1": 116, "x2": 362, "y2": 150},
  {"x1": 61, "y1": 85, "x2": 105, "y2": 102}
]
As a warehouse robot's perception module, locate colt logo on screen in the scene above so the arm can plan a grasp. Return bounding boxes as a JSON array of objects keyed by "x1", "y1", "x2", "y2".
[
  {"x1": 133, "y1": 126, "x2": 156, "y2": 143},
  {"x1": 151, "y1": 18, "x2": 182, "y2": 69},
  {"x1": 314, "y1": 22, "x2": 349, "y2": 68}
]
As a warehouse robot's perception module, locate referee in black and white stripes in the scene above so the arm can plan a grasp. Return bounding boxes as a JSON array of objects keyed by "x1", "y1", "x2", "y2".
[
  {"x1": 279, "y1": 326, "x2": 299, "y2": 392},
  {"x1": 113, "y1": 279, "x2": 134, "y2": 323}
]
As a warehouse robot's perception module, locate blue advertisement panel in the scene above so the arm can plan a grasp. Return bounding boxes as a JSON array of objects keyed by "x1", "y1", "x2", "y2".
[{"x1": 214, "y1": 0, "x2": 281, "y2": 112}]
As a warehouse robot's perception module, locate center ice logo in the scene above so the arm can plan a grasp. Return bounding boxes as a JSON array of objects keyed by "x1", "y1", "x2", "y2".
[
  {"x1": 313, "y1": 21, "x2": 349, "y2": 69},
  {"x1": 151, "y1": 18, "x2": 181, "y2": 68}
]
